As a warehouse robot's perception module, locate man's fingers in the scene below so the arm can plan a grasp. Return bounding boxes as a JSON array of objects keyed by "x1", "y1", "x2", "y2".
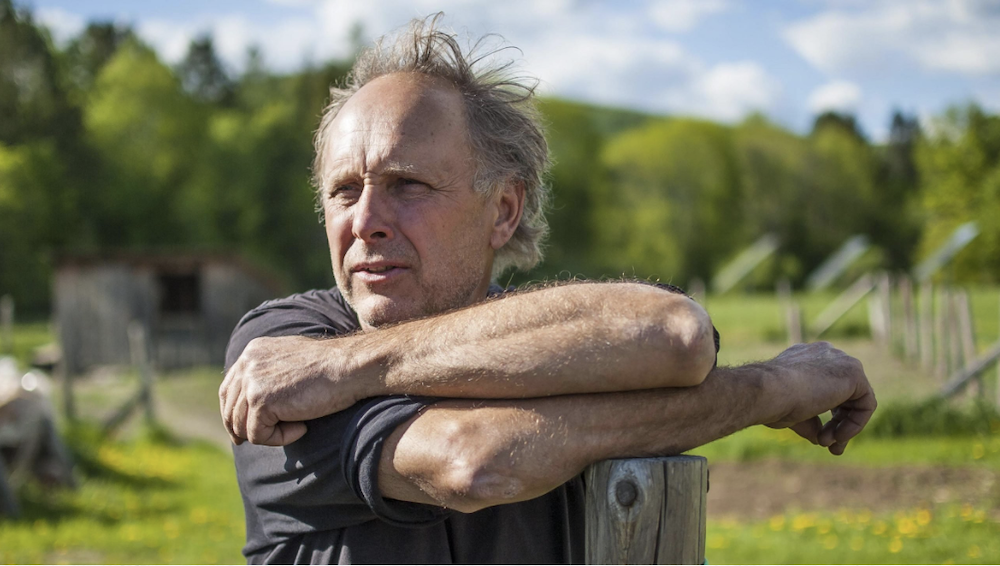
[
  {"x1": 232, "y1": 393, "x2": 250, "y2": 442},
  {"x1": 789, "y1": 416, "x2": 823, "y2": 444},
  {"x1": 247, "y1": 408, "x2": 307, "y2": 446}
]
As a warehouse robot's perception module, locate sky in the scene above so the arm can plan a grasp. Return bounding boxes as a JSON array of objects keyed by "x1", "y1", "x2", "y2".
[{"x1": 24, "y1": 0, "x2": 1000, "y2": 141}]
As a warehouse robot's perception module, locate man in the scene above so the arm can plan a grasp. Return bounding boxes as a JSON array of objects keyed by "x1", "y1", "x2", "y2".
[{"x1": 219, "y1": 16, "x2": 876, "y2": 564}]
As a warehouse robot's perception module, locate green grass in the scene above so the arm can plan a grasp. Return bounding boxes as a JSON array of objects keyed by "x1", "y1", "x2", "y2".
[
  {"x1": 690, "y1": 425, "x2": 1000, "y2": 469},
  {"x1": 2, "y1": 321, "x2": 53, "y2": 367},
  {"x1": 0, "y1": 425, "x2": 244, "y2": 565},
  {"x1": 706, "y1": 504, "x2": 1000, "y2": 564}
]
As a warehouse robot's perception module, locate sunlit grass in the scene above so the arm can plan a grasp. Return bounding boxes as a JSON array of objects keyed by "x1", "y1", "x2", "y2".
[
  {"x1": 690, "y1": 423, "x2": 1000, "y2": 469},
  {"x1": 707, "y1": 504, "x2": 1000, "y2": 564},
  {"x1": 0, "y1": 425, "x2": 244, "y2": 565}
]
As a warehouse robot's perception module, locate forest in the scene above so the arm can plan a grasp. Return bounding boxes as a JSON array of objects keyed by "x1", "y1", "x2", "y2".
[{"x1": 2, "y1": 0, "x2": 999, "y2": 316}]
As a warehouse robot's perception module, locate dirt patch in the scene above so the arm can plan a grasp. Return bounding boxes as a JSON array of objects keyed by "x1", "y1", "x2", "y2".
[{"x1": 708, "y1": 459, "x2": 1000, "y2": 520}]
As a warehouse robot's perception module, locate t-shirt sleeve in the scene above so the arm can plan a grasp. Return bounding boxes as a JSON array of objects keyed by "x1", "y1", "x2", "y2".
[
  {"x1": 342, "y1": 396, "x2": 453, "y2": 527},
  {"x1": 226, "y1": 292, "x2": 450, "y2": 552}
]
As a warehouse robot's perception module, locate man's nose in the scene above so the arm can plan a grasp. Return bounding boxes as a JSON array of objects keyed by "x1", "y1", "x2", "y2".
[{"x1": 351, "y1": 185, "x2": 395, "y2": 242}]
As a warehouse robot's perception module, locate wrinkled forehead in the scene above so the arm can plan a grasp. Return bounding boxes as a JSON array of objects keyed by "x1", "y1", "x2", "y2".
[{"x1": 327, "y1": 73, "x2": 470, "y2": 159}]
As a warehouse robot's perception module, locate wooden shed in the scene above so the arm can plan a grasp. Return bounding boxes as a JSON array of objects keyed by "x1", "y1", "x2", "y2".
[{"x1": 55, "y1": 252, "x2": 284, "y2": 375}]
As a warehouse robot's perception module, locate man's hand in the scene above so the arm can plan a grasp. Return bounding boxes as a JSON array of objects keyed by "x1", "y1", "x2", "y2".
[
  {"x1": 220, "y1": 336, "x2": 373, "y2": 446},
  {"x1": 760, "y1": 342, "x2": 877, "y2": 455}
]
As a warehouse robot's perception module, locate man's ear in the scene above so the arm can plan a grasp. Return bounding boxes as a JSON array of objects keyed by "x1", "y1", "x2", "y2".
[{"x1": 489, "y1": 180, "x2": 525, "y2": 251}]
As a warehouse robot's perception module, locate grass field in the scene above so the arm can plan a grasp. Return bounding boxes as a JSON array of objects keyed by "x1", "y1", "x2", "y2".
[{"x1": 0, "y1": 287, "x2": 998, "y2": 564}]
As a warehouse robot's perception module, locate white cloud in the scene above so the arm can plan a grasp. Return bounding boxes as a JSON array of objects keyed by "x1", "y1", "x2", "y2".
[
  {"x1": 35, "y1": 7, "x2": 86, "y2": 45},
  {"x1": 784, "y1": 0, "x2": 1000, "y2": 76},
  {"x1": 67, "y1": 0, "x2": 776, "y2": 123},
  {"x1": 807, "y1": 80, "x2": 862, "y2": 114},
  {"x1": 649, "y1": 0, "x2": 730, "y2": 32},
  {"x1": 680, "y1": 61, "x2": 783, "y2": 121}
]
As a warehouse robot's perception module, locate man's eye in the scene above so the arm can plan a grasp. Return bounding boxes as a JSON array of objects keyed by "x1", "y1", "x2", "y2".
[
  {"x1": 397, "y1": 179, "x2": 429, "y2": 193},
  {"x1": 329, "y1": 185, "x2": 359, "y2": 199}
]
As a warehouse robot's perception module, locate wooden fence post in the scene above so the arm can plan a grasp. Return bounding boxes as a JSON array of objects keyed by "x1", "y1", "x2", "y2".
[
  {"x1": 586, "y1": 456, "x2": 707, "y2": 565},
  {"x1": 935, "y1": 288, "x2": 950, "y2": 379},
  {"x1": 127, "y1": 321, "x2": 155, "y2": 426},
  {"x1": 0, "y1": 452, "x2": 20, "y2": 519},
  {"x1": 919, "y1": 284, "x2": 934, "y2": 371},
  {"x1": 0, "y1": 295, "x2": 12, "y2": 355},
  {"x1": 899, "y1": 277, "x2": 918, "y2": 362}
]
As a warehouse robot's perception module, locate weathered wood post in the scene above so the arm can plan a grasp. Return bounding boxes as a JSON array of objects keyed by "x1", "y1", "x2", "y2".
[
  {"x1": 919, "y1": 283, "x2": 934, "y2": 371},
  {"x1": 899, "y1": 277, "x2": 918, "y2": 362},
  {"x1": 586, "y1": 456, "x2": 707, "y2": 565},
  {"x1": 935, "y1": 287, "x2": 950, "y2": 379},
  {"x1": 0, "y1": 451, "x2": 20, "y2": 519},
  {"x1": 0, "y1": 295, "x2": 13, "y2": 355},
  {"x1": 127, "y1": 321, "x2": 155, "y2": 425}
]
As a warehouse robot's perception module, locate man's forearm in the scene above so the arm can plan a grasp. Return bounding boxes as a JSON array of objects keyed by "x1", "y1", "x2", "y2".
[
  {"x1": 381, "y1": 342, "x2": 876, "y2": 512},
  {"x1": 380, "y1": 364, "x2": 769, "y2": 512},
  {"x1": 222, "y1": 281, "x2": 717, "y2": 445}
]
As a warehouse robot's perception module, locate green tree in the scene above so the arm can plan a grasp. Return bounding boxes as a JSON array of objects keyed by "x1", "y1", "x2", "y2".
[{"x1": 916, "y1": 104, "x2": 1000, "y2": 282}]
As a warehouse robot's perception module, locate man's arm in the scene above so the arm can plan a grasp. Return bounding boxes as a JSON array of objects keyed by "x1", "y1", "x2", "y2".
[
  {"x1": 377, "y1": 342, "x2": 876, "y2": 513},
  {"x1": 221, "y1": 282, "x2": 717, "y2": 445}
]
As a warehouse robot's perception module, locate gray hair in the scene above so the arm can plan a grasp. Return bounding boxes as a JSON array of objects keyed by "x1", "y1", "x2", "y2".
[{"x1": 312, "y1": 14, "x2": 551, "y2": 276}]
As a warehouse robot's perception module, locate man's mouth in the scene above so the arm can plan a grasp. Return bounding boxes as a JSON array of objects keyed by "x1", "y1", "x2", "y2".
[{"x1": 351, "y1": 262, "x2": 407, "y2": 282}]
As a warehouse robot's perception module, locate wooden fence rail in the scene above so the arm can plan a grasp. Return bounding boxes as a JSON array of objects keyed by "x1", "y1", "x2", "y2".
[{"x1": 586, "y1": 455, "x2": 707, "y2": 565}]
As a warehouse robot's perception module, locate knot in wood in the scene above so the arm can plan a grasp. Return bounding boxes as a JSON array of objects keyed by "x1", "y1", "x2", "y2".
[{"x1": 614, "y1": 480, "x2": 638, "y2": 507}]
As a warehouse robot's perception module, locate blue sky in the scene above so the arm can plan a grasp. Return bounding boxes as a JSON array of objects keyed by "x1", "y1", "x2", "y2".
[{"x1": 25, "y1": 0, "x2": 1000, "y2": 141}]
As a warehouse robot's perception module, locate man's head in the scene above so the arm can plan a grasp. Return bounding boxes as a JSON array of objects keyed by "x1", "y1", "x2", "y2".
[{"x1": 313, "y1": 16, "x2": 551, "y2": 328}]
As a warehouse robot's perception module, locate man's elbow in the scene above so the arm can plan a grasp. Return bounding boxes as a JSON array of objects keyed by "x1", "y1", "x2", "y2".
[
  {"x1": 394, "y1": 415, "x2": 533, "y2": 514},
  {"x1": 647, "y1": 293, "x2": 716, "y2": 387}
]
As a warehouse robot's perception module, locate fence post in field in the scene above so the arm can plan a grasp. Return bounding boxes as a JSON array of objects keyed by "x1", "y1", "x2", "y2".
[
  {"x1": 586, "y1": 455, "x2": 707, "y2": 565},
  {"x1": 127, "y1": 321, "x2": 156, "y2": 426},
  {"x1": 919, "y1": 284, "x2": 934, "y2": 371},
  {"x1": 776, "y1": 279, "x2": 801, "y2": 345},
  {"x1": 0, "y1": 452, "x2": 20, "y2": 519},
  {"x1": 900, "y1": 277, "x2": 918, "y2": 362},
  {"x1": 934, "y1": 288, "x2": 950, "y2": 379},
  {"x1": 0, "y1": 295, "x2": 12, "y2": 355}
]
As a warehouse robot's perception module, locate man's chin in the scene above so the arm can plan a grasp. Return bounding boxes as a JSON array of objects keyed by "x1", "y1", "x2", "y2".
[{"x1": 351, "y1": 295, "x2": 422, "y2": 330}]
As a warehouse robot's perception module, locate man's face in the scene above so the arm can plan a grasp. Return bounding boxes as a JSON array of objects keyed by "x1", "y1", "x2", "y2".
[{"x1": 319, "y1": 73, "x2": 500, "y2": 329}]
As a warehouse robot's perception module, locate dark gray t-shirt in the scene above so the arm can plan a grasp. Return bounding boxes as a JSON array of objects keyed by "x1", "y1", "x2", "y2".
[
  {"x1": 226, "y1": 284, "x2": 716, "y2": 564},
  {"x1": 225, "y1": 287, "x2": 586, "y2": 564}
]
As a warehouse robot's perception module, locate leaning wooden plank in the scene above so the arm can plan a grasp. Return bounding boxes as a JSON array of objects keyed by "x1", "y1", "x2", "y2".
[
  {"x1": 810, "y1": 274, "x2": 875, "y2": 339},
  {"x1": 940, "y1": 341, "x2": 1000, "y2": 398}
]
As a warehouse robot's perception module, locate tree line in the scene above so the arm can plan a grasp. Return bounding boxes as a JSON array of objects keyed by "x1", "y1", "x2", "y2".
[{"x1": 1, "y1": 0, "x2": 998, "y2": 316}]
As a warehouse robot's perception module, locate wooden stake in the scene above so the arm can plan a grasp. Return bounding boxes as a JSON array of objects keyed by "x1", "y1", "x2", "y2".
[
  {"x1": 0, "y1": 295, "x2": 12, "y2": 355},
  {"x1": 127, "y1": 321, "x2": 155, "y2": 426},
  {"x1": 935, "y1": 288, "x2": 949, "y2": 379},
  {"x1": 900, "y1": 277, "x2": 918, "y2": 362},
  {"x1": 586, "y1": 456, "x2": 707, "y2": 565},
  {"x1": 919, "y1": 284, "x2": 934, "y2": 371}
]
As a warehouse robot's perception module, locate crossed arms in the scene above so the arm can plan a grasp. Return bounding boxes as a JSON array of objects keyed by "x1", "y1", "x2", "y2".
[{"x1": 220, "y1": 281, "x2": 876, "y2": 513}]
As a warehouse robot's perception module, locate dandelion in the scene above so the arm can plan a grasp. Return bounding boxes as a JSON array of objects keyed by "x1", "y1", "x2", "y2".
[
  {"x1": 873, "y1": 521, "x2": 888, "y2": 535},
  {"x1": 792, "y1": 513, "x2": 816, "y2": 532},
  {"x1": 817, "y1": 519, "x2": 832, "y2": 534},
  {"x1": 897, "y1": 517, "x2": 917, "y2": 536},
  {"x1": 769, "y1": 515, "x2": 785, "y2": 531},
  {"x1": 191, "y1": 507, "x2": 209, "y2": 524},
  {"x1": 960, "y1": 504, "x2": 974, "y2": 519},
  {"x1": 968, "y1": 545, "x2": 981, "y2": 558},
  {"x1": 916, "y1": 509, "x2": 932, "y2": 526},
  {"x1": 889, "y1": 537, "x2": 903, "y2": 553},
  {"x1": 972, "y1": 443, "x2": 985, "y2": 460},
  {"x1": 823, "y1": 535, "x2": 838, "y2": 550}
]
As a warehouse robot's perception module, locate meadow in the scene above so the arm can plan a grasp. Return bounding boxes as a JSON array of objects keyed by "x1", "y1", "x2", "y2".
[{"x1": 0, "y1": 288, "x2": 998, "y2": 564}]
